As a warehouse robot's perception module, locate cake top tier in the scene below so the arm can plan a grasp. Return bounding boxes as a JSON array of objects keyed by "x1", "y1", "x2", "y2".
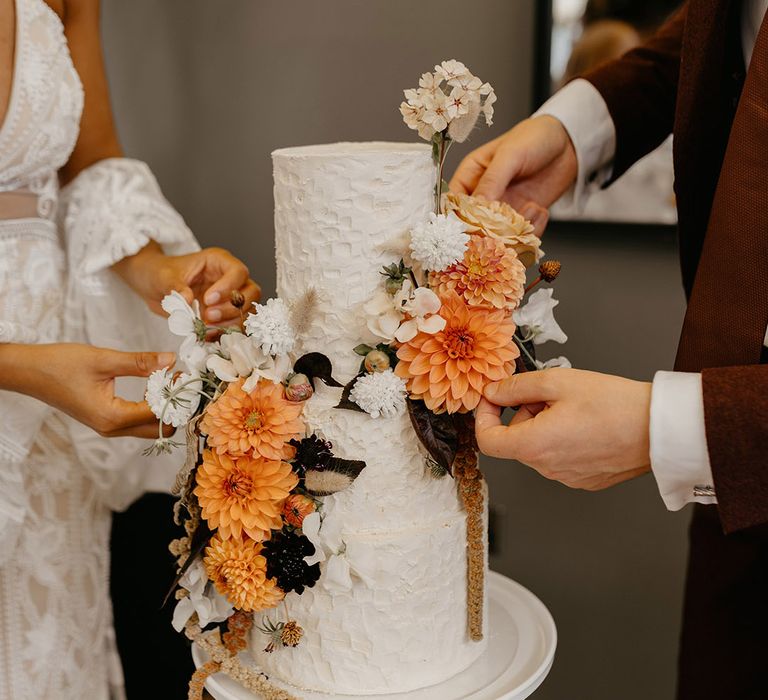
[
  {"x1": 272, "y1": 141, "x2": 430, "y2": 159},
  {"x1": 273, "y1": 141, "x2": 435, "y2": 380}
]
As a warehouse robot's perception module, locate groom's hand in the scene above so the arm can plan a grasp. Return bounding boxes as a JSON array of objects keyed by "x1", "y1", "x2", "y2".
[
  {"x1": 475, "y1": 368, "x2": 652, "y2": 490},
  {"x1": 113, "y1": 243, "x2": 261, "y2": 327},
  {"x1": 449, "y1": 115, "x2": 578, "y2": 236}
]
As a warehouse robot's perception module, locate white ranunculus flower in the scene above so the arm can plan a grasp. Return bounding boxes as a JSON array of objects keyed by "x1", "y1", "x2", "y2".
[
  {"x1": 365, "y1": 279, "x2": 445, "y2": 343},
  {"x1": 206, "y1": 332, "x2": 292, "y2": 392},
  {"x1": 536, "y1": 356, "x2": 572, "y2": 370},
  {"x1": 395, "y1": 286, "x2": 445, "y2": 343},
  {"x1": 171, "y1": 560, "x2": 233, "y2": 632},
  {"x1": 513, "y1": 288, "x2": 568, "y2": 345}
]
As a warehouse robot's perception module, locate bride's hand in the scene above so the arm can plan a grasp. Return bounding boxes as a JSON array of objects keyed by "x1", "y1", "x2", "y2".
[
  {"x1": 113, "y1": 243, "x2": 261, "y2": 326},
  {"x1": 0, "y1": 343, "x2": 176, "y2": 439}
]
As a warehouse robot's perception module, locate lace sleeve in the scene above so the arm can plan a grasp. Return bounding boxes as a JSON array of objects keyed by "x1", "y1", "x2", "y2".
[{"x1": 60, "y1": 157, "x2": 200, "y2": 510}]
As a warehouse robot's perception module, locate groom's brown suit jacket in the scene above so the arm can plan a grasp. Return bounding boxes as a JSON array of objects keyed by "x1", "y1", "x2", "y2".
[
  {"x1": 584, "y1": 1, "x2": 768, "y2": 534},
  {"x1": 581, "y1": 3, "x2": 768, "y2": 697}
]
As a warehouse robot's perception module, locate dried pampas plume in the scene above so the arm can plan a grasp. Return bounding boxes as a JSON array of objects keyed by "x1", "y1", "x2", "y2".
[{"x1": 289, "y1": 287, "x2": 318, "y2": 337}]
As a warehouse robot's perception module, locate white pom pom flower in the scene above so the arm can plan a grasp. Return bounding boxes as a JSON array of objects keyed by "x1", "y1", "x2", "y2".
[
  {"x1": 349, "y1": 369, "x2": 408, "y2": 419},
  {"x1": 244, "y1": 297, "x2": 296, "y2": 356},
  {"x1": 409, "y1": 213, "x2": 470, "y2": 272}
]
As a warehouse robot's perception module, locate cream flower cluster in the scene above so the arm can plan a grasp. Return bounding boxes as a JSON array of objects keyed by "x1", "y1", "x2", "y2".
[{"x1": 400, "y1": 60, "x2": 497, "y2": 143}]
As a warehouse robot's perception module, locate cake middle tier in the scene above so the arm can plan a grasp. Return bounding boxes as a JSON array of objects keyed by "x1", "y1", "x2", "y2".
[{"x1": 273, "y1": 142, "x2": 435, "y2": 381}]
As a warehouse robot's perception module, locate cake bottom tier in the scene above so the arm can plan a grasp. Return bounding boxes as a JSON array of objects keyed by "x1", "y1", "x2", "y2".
[{"x1": 250, "y1": 510, "x2": 488, "y2": 695}]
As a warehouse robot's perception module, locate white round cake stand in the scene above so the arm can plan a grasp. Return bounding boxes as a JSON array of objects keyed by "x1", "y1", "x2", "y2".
[{"x1": 193, "y1": 571, "x2": 557, "y2": 700}]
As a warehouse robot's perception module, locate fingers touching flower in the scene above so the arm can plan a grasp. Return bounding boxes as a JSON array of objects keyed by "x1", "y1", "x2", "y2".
[
  {"x1": 396, "y1": 291, "x2": 519, "y2": 414},
  {"x1": 200, "y1": 379, "x2": 304, "y2": 461},
  {"x1": 513, "y1": 288, "x2": 568, "y2": 345},
  {"x1": 162, "y1": 291, "x2": 204, "y2": 339},
  {"x1": 195, "y1": 449, "x2": 297, "y2": 541},
  {"x1": 204, "y1": 534, "x2": 284, "y2": 613},
  {"x1": 443, "y1": 193, "x2": 542, "y2": 267},
  {"x1": 145, "y1": 368, "x2": 202, "y2": 427},
  {"x1": 409, "y1": 213, "x2": 470, "y2": 272},
  {"x1": 429, "y1": 235, "x2": 526, "y2": 311}
]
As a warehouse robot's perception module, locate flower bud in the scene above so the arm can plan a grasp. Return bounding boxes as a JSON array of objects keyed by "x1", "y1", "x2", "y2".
[
  {"x1": 364, "y1": 350, "x2": 391, "y2": 373},
  {"x1": 230, "y1": 290, "x2": 246, "y2": 309},
  {"x1": 385, "y1": 277, "x2": 405, "y2": 295},
  {"x1": 284, "y1": 373, "x2": 313, "y2": 402},
  {"x1": 538, "y1": 260, "x2": 561, "y2": 283}
]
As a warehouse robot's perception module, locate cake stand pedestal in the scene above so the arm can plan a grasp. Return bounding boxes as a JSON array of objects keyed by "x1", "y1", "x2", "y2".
[{"x1": 193, "y1": 571, "x2": 557, "y2": 700}]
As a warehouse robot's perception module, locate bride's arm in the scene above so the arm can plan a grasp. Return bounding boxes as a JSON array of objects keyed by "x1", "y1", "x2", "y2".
[
  {"x1": 0, "y1": 343, "x2": 175, "y2": 438},
  {"x1": 58, "y1": 0, "x2": 260, "y2": 326}
]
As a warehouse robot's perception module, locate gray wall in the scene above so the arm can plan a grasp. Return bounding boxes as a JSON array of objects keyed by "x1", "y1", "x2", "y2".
[{"x1": 103, "y1": 2, "x2": 690, "y2": 698}]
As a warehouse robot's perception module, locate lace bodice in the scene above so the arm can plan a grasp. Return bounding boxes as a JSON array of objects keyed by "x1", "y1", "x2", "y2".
[{"x1": 0, "y1": 0, "x2": 82, "y2": 212}]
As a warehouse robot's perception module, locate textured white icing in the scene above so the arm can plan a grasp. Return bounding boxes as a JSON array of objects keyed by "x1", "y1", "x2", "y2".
[{"x1": 253, "y1": 142, "x2": 487, "y2": 695}]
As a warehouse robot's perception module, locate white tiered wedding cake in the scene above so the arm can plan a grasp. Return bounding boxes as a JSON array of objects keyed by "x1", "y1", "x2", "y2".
[{"x1": 250, "y1": 142, "x2": 488, "y2": 695}]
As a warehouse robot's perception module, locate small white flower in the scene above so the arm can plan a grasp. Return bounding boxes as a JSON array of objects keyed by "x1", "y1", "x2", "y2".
[
  {"x1": 171, "y1": 560, "x2": 233, "y2": 632},
  {"x1": 145, "y1": 368, "x2": 202, "y2": 427},
  {"x1": 161, "y1": 291, "x2": 203, "y2": 339},
  {"x1": 535, "y1": 356, "x2": 572, "y2": 370},
  {"x1": 418, "y1": 71, "x2": 443, "y2": 96},
  {"x1": 302, "y1": 512, "x2": 353, "y2": 594},
  {"x1": 395, "y1": 284, "x2": 445, "y2": 343},
  {"x1": 513, "y1": 288, "x2": 568, "y2": 345},
  {"x1": 364, "y1": 279, "x2": 445, "y2": 343},
  {"x1": 244, "y1": 298, "x2": 296, "y2": 356},
  {"x1": 421, "y1": 92, "x2": 450, "y2": 133},
  {"x1": 349, "y1": 369, "x2": 408, "y2": 419},
  {"x1": 206, "y1": 332, "x2": 292, "y2": 391},
  {"x1": 410, "y1": 213, "x2": 470, "y2": 272},
  {"x1": 435, "y1": 59, "x2": 469, "y2": 83},
  {"x1": 446, "y1": 87, "x2": 472, "y2": 120}
]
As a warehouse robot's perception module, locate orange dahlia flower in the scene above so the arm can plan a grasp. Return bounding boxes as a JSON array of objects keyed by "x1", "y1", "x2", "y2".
[
  {"x1": 429, "y1": 235, "x2": 526, "y2": 311},
  {"x1": 395, "y1": 291, "x2": 519, "y2": 413},
  {"x1": 200, "y1": 379, "x2": 304, "y2": 461},
  {"x1": 195, "y1": 449, "x2": 298, "y2": 541},
  {"x1": 204, "y1": 534, "x2": 284, "y2": 612}
]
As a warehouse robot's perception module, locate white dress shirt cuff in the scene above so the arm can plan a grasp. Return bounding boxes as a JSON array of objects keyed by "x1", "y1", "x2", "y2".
[
  {"x1": 649, "y1": 371, "x2": 717, "y2": 511},
  {"x1": 533, "y1": 79, "x2": 616, "y2": 212}
]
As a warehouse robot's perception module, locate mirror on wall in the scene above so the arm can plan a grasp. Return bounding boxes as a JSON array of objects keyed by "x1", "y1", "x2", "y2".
[{"x1": 535, "y1": 0, "x2": 682, "y2": 226}]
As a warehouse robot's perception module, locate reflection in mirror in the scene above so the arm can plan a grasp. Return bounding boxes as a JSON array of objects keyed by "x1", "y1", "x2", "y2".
[{"x1": 545, "y1": 0, "x2": 682, "y2": 225}]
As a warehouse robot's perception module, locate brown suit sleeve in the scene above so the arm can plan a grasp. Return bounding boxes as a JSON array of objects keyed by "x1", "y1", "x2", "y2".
[
  {"x1": 702, "y1": 365, "x2": 768, "y2": 533},
  {"x1": 581, "y1": 4, "x2": 687, "y2": 183}
]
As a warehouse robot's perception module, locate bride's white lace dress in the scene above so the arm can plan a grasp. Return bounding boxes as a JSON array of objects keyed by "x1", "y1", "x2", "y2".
[{"x1": 0, "y1": 1, "x2": 198, "y2": 697}]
